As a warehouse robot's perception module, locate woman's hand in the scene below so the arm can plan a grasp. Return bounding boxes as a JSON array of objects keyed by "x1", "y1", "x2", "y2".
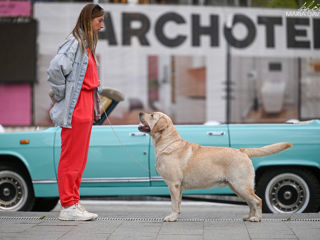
[{"x1": 49, "y1": 89, "x2": 57, "y2": 104}]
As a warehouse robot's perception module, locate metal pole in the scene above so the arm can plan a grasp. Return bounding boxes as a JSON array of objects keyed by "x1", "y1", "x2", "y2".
[
  {"x1": 297, "y1": 0, "x2": 302, "y2": 120},
  {"x1": 226, "y1": 42, "x2": 231, "y2": 124},
  {"x1": 225, "y1": 16, "x2": 233, "y2": 124}
]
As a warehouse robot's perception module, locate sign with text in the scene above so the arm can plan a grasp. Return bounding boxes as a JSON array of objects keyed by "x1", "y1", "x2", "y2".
[{"x1": 96, "y1": 5, "x2": 319, "y2": 57}]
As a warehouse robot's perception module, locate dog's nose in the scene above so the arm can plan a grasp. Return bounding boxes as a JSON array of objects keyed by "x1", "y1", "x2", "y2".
[{"x1": 139, "y1": 112, "x2": 144, "y2": 118}]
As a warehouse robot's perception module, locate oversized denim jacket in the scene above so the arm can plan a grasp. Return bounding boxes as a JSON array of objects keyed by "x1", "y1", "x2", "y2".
[{"x1": 47, "y1": 34, "x2": 100, "y2": 128}]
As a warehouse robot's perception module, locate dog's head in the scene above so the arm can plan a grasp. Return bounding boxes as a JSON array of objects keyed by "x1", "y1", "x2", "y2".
[{"x1": 138, "y1": 112, "x2": 171, "y2": 135}]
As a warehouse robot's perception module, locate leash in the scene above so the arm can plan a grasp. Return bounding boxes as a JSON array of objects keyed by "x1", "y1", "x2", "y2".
[{"x1": 104, "y1": 112, "x2": 155, "y2": 174}]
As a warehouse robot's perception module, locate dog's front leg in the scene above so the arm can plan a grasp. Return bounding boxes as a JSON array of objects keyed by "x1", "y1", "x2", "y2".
[{"x1": 164, "y1": 183, "x2": 182, "y2": 222}]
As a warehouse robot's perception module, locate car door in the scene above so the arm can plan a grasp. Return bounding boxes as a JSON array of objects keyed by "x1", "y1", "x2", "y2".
[
  {"x1": 228, "y1": 123, "x2": 307, "y2": 169},
  {"x1": 150, "y1": 124, "x2": 234, "y2": 195},
  {"x1": 54, "y1": 125, "x2": 150, "y2": 195}
]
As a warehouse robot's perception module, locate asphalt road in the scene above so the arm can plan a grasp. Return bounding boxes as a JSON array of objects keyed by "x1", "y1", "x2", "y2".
[{"x1": 0, "y1": 200, "x2": 319, "y2": 240}]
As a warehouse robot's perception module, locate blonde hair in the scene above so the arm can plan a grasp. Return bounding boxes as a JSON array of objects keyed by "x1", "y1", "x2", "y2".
[{"x1": 72, "y1": 4, "x2": 104, "y2": 56}]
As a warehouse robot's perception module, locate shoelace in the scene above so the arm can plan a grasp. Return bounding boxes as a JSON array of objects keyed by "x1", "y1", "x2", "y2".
[{"x1": 75, "y1": 203, "x2": 87, "y2": 213}]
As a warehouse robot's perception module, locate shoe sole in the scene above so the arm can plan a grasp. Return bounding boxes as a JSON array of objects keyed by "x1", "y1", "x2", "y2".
[
  {"x1": 58, "y1": 216, "x2": 96, "y2": 221},
  {"x1": 91, "y1": 215, "x2": 98, "y2": 220}
]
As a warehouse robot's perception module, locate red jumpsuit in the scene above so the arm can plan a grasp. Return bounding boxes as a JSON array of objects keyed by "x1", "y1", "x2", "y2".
[{"x1": 58, "y1": 49, "x2": 99, "y2": 207}]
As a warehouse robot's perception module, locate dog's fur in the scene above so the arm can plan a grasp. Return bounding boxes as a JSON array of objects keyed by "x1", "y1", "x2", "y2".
[{"x1": 138, "y1": 112, "x2": 292, "y2": 222}]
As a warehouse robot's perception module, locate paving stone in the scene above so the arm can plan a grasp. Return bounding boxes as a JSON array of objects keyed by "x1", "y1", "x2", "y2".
[{"x1": 0, "y1": 201, "x2": 319, "y2": 240}]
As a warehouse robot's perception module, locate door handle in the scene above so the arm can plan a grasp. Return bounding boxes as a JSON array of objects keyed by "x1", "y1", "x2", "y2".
[
  {"x1": 130, "y1": 132, "x2": 147, "y2": 137},
  {"x1": 207, "y1": 131, "x2": 225, "y2": 136}
]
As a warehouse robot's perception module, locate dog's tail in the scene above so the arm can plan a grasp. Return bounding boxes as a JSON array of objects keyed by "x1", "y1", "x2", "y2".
[{"x1": 240, "y1": 142, "x2": 292, "y2": 158}]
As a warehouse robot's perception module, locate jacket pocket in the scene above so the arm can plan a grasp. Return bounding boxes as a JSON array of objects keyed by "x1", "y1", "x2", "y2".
[{"x1": 50, "y1": 82, "x2": 65, "y2": 102}]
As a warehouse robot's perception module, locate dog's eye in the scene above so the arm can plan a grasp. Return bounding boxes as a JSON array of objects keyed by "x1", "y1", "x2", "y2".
[{"x1": 151, "y1": 114, "x2": 154, "y2": 118}]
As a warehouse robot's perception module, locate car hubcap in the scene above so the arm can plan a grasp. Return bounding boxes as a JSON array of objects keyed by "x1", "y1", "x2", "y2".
[
  {"x1": 265, "y1": 173, "x2": 310, "y2": 213},
  {"x1": 3, "y1": 187, "x2": 11, "y2": 197},
  {"x1": 0, "y1": 171, "x2": 28, "y2": 211},
  {"x1": 283, "y1": 191, "x2": 292, "y2": 200}
]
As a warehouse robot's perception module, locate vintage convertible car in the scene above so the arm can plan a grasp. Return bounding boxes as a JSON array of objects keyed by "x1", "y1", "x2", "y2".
[{"x1": 0, "y1": 89, "x2": 319, "y2": 214}]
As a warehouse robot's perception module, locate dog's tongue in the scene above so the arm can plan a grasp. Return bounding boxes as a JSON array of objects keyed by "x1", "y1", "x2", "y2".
[{"x1": 138, "y1": 124, "x2": 150, "y2": 132}]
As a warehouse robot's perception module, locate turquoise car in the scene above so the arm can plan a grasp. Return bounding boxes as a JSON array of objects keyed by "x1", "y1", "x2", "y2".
[{"x1": 0, "y1": 90, "x2": 319, "y2": 214}]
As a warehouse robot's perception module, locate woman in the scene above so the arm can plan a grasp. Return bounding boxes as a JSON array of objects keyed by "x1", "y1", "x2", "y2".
[{"x1": 48, "y1": 4, "x2": 104, "y2": 221}]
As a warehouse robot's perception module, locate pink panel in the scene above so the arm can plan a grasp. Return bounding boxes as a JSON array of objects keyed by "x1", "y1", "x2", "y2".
[
  {"x1": 0, "y1": 83, "x2": 32, "y2": 126},
  {"x1": 0, "y1": 1, "x2": 31, "y2": 17}
]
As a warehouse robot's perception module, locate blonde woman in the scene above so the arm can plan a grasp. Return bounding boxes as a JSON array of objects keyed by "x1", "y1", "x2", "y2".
[{"x1": 48, "y1": 4, "x2": 104, "y2": 221}]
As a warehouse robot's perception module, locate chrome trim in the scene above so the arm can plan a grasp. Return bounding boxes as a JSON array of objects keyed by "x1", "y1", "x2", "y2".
[
  {"x1": 33, "y1": 177, "x2": 165, "y2": 184},
  {"x1": 150, "y1": 176, "x2": 164, "y2": 182},
  {"x1": 32, "y1": 179, "x2": 57, "y2": 184},
  {"x1": 81, "y1": 177, "x2": 150, "y2": 183},
  {"x1": 33, "y1": 177, "x2": 159, "y2": 184}
]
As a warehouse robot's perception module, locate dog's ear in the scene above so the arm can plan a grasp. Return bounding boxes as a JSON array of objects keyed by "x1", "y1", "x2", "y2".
[{"x1": 152, "y1": 117, "x2": 168, "y2": 134}]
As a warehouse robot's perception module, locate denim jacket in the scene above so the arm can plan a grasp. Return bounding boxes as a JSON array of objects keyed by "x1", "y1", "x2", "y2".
[{"x1": 48, "y1": 35, "x2": 100, "y2": 128}]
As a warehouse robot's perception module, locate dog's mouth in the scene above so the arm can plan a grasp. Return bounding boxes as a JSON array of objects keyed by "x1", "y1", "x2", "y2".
[{"x1": 138, "y1": 123, "x2": 151, "y2": 133}]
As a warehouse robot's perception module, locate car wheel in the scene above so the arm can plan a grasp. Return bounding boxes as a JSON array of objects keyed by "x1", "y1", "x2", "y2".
[
  {"x1": 0, "y1": 168, "x2": 34, "y2": 211},
  {"x1": 256, "y1": 168, "x2": 320, "y2": 213},
  {"x1": 32, "y1": 197, "x2": 59, "y2": 212}
]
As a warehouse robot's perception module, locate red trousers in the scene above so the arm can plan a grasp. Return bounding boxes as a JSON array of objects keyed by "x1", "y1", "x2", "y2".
[{"x1": 58, "y1": 90, "x2": 94, "y2": 207}]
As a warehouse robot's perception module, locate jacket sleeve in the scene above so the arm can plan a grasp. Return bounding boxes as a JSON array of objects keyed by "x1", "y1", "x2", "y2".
[{"x1": 47, "y1": 38, "x2": 78, "y2": 102}]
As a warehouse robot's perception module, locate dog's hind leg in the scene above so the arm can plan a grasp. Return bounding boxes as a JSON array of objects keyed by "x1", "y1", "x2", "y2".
[
  {"x1": 242, "y1": 189, "x2": 262, "y2": 222},
  {"x1": 177, "y1": 186, "x2": 182, "y2": 214},
  {"x1": 228, "y1": 182, "x2": 262, "y2": 222},
  {"x1": 164, "y1": 183, "x2": 182, "y2": 222}
]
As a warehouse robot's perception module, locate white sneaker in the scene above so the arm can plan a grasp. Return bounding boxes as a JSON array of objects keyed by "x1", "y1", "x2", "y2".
[
  {"x1": 76, "y1": 203, "x2": 98, "y2": 220},
  {"x1": 58, "y1": 204, "x2": 95, "y2": 221}
]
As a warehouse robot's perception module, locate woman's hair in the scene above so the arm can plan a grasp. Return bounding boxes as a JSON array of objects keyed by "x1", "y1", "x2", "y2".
[{"x1": 72, "y1": 4, "x2": 104, "y2": 55}]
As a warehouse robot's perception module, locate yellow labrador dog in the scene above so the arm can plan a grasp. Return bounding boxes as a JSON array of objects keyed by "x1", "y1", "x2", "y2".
[{"x1": 138, "y1": 112, "x2": 292, "y2": 222}]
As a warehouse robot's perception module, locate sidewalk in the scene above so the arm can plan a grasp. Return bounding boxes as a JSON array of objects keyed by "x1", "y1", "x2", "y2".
[{"x1": 1, "y1": 201, "x2": 319, "y2": 240}]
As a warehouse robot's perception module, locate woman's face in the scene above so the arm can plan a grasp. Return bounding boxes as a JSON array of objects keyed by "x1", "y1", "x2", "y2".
[{"x1": 92, "y1": 15, "x2": 104, "y2": 34}]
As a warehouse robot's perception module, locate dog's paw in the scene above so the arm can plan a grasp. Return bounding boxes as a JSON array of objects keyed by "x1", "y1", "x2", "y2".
[
  {"x1": 243, "y1": 216, "x2": 261, "y2": 222},
  {"x1": 243, "y1": 216, "x2": 250, "y2": 221},
  {"x1": 163, "y1": 213, "x2": 178, "y2": 222}
]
